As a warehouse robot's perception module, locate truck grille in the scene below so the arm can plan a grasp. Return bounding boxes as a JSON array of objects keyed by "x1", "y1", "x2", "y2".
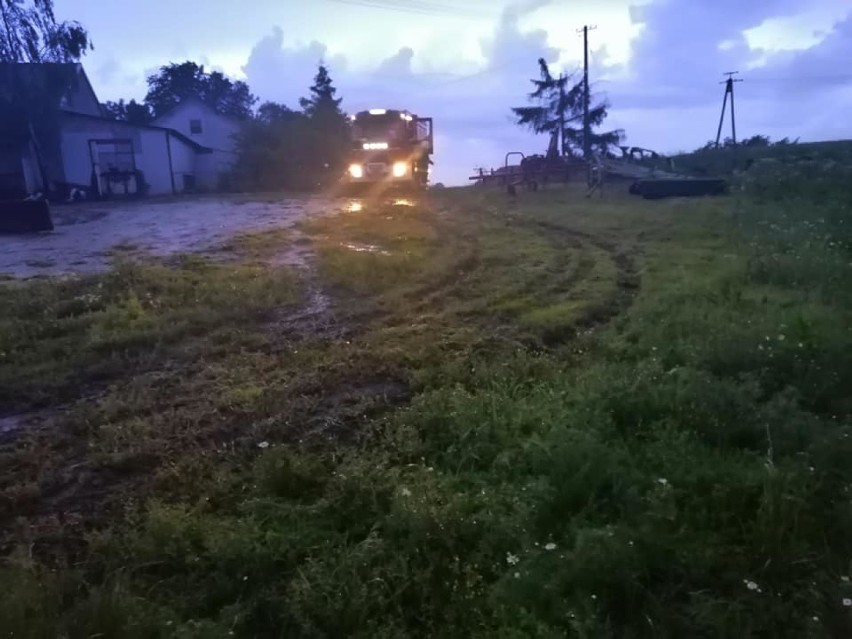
[{"x1": 366, "y1": 163, "x2": 387, "y2": 177}]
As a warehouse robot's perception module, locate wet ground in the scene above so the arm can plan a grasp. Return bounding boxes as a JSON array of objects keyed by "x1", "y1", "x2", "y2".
[{"x1": 0, "y1": 196, "x2": 344, "y2": 278}]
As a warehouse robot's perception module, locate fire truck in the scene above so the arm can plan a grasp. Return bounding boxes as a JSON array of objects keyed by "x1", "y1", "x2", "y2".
[{"x1": 344, "y1": 109, "x2": 433, "y2": 191}]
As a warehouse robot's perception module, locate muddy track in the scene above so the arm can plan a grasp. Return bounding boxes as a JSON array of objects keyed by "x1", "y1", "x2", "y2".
[
  {"x1": 519, "y1": 218, "x2": 641, "y2": 346},
  {"x1": 0, "y1": 262, "x2": 407, "y2": 562}
]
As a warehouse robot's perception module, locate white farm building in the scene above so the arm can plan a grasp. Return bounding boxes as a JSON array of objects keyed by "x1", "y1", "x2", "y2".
[{"x1": 0, "y1": 63, "x2": 241, "y2": 199}]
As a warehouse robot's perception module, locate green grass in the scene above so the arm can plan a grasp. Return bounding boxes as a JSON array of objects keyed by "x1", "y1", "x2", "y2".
[
  {"x1": 670, "y1": 139, "x2": 852, "y2": 176},
  {"x1": 0, "y1": 186, "x2": 850, "y2": 637}
]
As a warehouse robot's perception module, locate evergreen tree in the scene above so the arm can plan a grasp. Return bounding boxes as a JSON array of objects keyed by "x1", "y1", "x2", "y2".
[
  {"x1": 512, "y1": 58, "x2": 621, "y2": 157},
  {"x1": 299, "y1": 64, "x2": 343, "y2": 121},
  {"x1": 298, "y1": 64, "x2": 349, "y2": 180}
]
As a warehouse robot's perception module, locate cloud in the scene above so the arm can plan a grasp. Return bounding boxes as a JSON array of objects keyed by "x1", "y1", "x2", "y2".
[
  {"x1": 481, "y1": 0, "x2": 558, "y2": 73},
  {"x1": 757, "y1": 13, "x2": 852, "y2": 90},
  {"x1": 375, "y1": 47, "x2": 414, "y2": 77},
  {"x1": 242, "y1": 26, "x2": 347, "y2": 108}
]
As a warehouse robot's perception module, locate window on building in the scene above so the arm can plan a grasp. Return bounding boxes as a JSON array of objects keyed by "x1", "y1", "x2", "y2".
[{"x1": 189, "y1": 119, "x2": 203, "y2": 134}]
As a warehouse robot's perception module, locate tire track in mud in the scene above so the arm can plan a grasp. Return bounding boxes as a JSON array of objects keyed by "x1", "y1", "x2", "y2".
[
  {"x1": 396, "y1": 209, "x2": 641, "y2": 350},
  {"x1": 0, "y1": 222, "x2": 400, "y2": 559},
  {"x1": 519, "y1": 218, "x2": 641, "y2": 346}
]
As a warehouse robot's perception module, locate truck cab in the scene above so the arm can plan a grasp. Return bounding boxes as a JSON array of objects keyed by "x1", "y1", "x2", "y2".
[{"x1": 345, "y1": 109, "x2": 433, "y2": 190}]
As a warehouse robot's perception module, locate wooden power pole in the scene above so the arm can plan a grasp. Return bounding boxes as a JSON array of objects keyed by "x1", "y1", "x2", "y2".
[
  {"x1": 578, "y1": 25, "x2": 596, "y2": 161},
  {"x1": 715, "y1": 71, "x2": 743, "y2": 147},
  {"x1": 558, "y1": 73, "x2": 565, "y2": 156}
]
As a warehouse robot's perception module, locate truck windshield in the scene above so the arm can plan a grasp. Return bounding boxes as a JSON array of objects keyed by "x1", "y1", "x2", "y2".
[{"x1": 352, "y1": 115, "x2": 407, "y2": 145}]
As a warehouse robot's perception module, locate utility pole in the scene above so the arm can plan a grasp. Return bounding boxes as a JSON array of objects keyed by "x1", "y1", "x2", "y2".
[
  {"x1": 558, "y1": 73, "x2": 565, "y2": 157},
  {"x1": 715, "y1": 71, "x2": 743, "y2": 147},
  {"x1": 577, "y1": 25, "x2": 596, "y2": 161}
]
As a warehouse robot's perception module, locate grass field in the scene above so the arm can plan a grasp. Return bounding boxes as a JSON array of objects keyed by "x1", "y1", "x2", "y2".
[{"x1": 0, "y1": 183, "x2": 850, "y2": 637}]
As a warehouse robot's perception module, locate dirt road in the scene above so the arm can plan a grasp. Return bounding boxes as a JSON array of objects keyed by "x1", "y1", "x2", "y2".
[{"x1": 0, "y1": 196, "x2": 338, "y2": 278}]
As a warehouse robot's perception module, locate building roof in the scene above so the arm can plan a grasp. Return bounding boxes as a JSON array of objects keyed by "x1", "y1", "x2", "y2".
[
  {"x1": 0, "y1": 63, "x2": 100, "y2": 114},
  {"x1": 59, "y1": 110, "x2": 214, "y2": 153}
]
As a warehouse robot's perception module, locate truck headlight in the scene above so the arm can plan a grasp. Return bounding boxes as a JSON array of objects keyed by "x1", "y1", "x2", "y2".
[
  {"x1": 349, "y1": 164, "x2": 363, "y2": 178},
  {"x1": 392, "y1": 162, "x2": 407, "y2": 177}
]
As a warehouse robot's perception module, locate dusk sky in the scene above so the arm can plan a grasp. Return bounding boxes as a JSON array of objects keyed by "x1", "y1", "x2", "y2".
[{"x1": 58, "y1": 0, "x2": 852, "y2": 185}]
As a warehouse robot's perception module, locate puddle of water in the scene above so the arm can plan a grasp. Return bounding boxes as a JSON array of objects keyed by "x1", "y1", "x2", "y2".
[
  {"x1": 392, "y1": 198, "x2": 416, "y2": 207},
  {"x1": 0, "y1": 415, "x2": 23, "y2": 435},
  {"x1": 344, "y1": 200, "x2": 363, "y2": 213},
  {"x1": 0, "y1": 409, "x2": 56, "y2": 442},
  {"x1": 270, "y1": 245, "x2": 314, "y2": 268},
  {"x1": 304, "y1": 288, "x2": 331, "y2": 316},
  {"x1": 341, "y1": 241, "x2": 391, "y2": 256},
  {"x1": 0, "y1": 196, "x2": 334, "y2": 279}
]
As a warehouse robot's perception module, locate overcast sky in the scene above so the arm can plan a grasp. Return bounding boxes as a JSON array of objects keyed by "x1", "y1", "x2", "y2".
[{"x1": 59, "y1": 0, "x2": 852, "y2": 185}]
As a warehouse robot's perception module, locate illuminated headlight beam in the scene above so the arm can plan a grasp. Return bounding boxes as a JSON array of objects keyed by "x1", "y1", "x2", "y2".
[
  {"x1": 392, "y1": 161, "x2": 407, "y2": 178},
  {"x1": 348, "y1": 164, "x2": 363, "y2": 178}
]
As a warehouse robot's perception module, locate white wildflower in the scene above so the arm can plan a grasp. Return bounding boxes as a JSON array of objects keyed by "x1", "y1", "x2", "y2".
[
  {"x1": 657, "y1": 478, "x2": 668, "y2": 486},
  {"x1": 257, "y1": 441, "x2": 269, "y2": 449},
  {"x1": 400, "y1": 487, "x2": 412, "y2": 497},
  {"x1": 514, "y1": 572, "x2": 520, "y2": 579},
  {"x1": 778, "y1": 334, "x2": 786, "y2": 341},
  {"x1": 844, "y1": 598, "x2": 852, "y2": 607},
  {"x1": 744, "y1": 579, "x2": 760, "y2": 592},
  {"x1": 842, "y1": 575, "x2": 850, "y2": 583},
  {"x1": 544, "y1": 543, "x2": 557, "y2": 551},
  {"x1": 506, "y1": 552, "x2": 519, "y2": 566}
]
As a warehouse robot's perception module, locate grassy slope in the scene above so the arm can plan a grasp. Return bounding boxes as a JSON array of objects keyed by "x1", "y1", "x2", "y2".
[
  {"x1": 670, "y1": 139, "x2": 852, "y2": 176},
  {"x1": 0, "y1": 187, "x2": 850, "y2": 638}
]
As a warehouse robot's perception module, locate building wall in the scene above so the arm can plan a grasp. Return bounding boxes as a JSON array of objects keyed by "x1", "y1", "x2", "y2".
[
  {"x1": 194, "y1": 148, "x2": 236, "y2": 189},
  {"x1": 137, "y1": 130, "x2": 176, "y2": 195},
  {"x1": 153, "y1": 101, "x2": 240, "y2": 190},
  {"x1": 166, "y1": 132, "x2": 199, "y2": 192},
  {"x1": 153, "y1": 100, "x2": 240, "y2": 156},
  {"x1": 58, "y1": 114, "x2": 203, "y2": 196}
]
